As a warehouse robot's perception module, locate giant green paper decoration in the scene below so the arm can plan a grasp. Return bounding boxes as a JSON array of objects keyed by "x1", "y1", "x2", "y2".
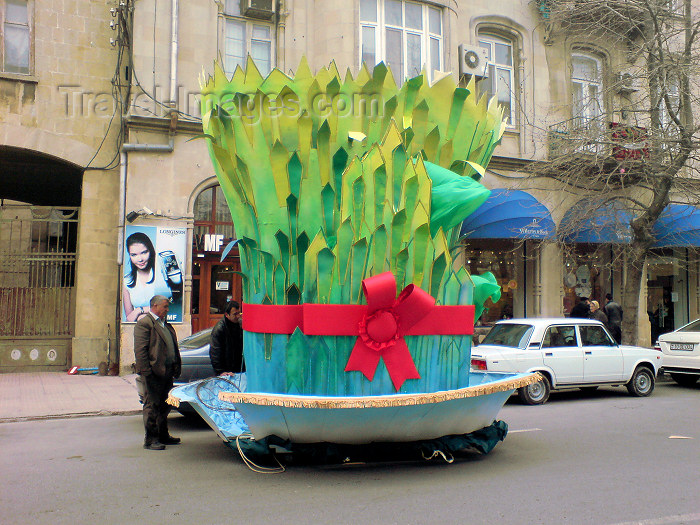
[{"x1": 200, "y1": 58, "x2": 506, "y2": 395}]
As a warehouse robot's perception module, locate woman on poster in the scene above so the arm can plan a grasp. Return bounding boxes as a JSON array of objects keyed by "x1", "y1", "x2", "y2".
[{"x1": 123, "y1": 232, "x2": 176, "y2": 322}]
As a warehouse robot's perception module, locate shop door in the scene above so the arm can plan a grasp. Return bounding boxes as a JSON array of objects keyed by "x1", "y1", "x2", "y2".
[{"x1": 190, "y1": 259, "x2": 242, "y2": 333}]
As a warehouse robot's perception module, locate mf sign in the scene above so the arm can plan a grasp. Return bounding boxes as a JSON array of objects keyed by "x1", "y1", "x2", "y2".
[{"x1": 204, "y1": 234, "x2": 224, "y2": 252}]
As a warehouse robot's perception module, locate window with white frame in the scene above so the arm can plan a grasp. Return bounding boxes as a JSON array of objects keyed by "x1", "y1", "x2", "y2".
[
  {"x1": 1, "y1": 0, "x2": 31, "y2": 74},
  {"x1": 571, "y1": 53, "x2": 603, "y2": 128},
  {"x1": 478, "y1": 33, "x2": 516, "y2": 126},
  {"x1": 359, "y1": 0, "x2": 443, "y2": 83},
  {"x1": 223, "y1": 0, "x2": 273, "y2": 76}
]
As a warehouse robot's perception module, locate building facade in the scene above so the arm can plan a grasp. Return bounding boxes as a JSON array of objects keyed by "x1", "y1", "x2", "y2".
[
  {"x1": 2, "y1": 0, "x2": 698, "y2": 373},
  {"x1": 0, "y1": 0, "x2": 121, "y2": 372}
]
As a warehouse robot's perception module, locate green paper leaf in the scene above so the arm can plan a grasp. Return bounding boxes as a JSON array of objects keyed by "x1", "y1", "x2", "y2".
[
  {"x1": 371, "y1": 225, "x2": 388, "y2": 275},
  {"x1": 424, "y1": 161, "x2": 491, "y2": 236},
  {"x1": 471, "y1": 272, "x2": 502, "y2": 322}
]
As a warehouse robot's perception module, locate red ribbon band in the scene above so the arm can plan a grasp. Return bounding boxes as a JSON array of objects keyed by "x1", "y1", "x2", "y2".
[{"x1": 243, "y1": 272, "x2": 475, "y2": 390}]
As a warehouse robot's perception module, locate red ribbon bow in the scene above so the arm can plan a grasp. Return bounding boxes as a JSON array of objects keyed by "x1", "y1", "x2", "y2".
[
  {"x1": 242, "y1": 272, "x2": 475, "y2": 392},
  {"x1": 344, "y1": 272, "x2": 432, "y2": 390}
]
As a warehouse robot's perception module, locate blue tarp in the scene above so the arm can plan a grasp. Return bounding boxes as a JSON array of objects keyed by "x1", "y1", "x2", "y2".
[
  {"x1": 170, "y1": 375, "x2": 249, "y2": 440},
  {"x1": 559, "y1": 199, "x2": 633, "y2": 244},
  {"x1": 653, "y1": 204, "x2": 700, "y2": 247},
  {"x1": 459, "y1": 189, "x2": 555, "y2": 240}
]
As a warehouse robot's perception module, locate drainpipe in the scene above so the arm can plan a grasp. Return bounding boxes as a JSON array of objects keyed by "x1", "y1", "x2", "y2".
[
  {"x1": 170, "y1": 0, "x2": 179, "y2": 107},
  {"x1": 276, "y1": 0, "x2": 286, "y2": 72}
]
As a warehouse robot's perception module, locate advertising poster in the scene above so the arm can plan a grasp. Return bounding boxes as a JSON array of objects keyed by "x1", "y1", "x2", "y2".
[{"x1": 122, "y1": 225, "x2": 186, "y2": 323}]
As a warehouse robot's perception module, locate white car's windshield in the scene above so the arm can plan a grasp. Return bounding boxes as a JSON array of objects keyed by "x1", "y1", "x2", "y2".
[{"x1": 481, "y1": 324, "x2": 534, "y2": 349}]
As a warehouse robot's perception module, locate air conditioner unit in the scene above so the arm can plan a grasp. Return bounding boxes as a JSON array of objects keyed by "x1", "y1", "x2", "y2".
[
  {"x1": 616, "y1": 71, "x2": 639, "y2": 94},
  {"x1": 458, "y1": 44, "x2": 489, "y2": 79},
  {"x1": 240, "y1": 0, "x2": 275, "y2": 20}
]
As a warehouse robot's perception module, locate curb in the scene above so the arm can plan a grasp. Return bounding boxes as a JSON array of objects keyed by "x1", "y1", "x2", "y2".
[{"x1": 0, "y1": 409, "x2": 142, "y2": 424}]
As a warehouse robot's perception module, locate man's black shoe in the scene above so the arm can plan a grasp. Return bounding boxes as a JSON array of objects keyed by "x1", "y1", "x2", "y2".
[
  {"x1": 159, "y1": 435, "x2": 181, "y2": 445},
  {"x1": 143, "y1": 441, "x2": 166, "y2": 450}
]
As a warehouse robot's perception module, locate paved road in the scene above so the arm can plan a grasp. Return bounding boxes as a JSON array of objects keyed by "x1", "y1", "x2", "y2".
[{"x1": 2, "y1": 381, "x2": 699, "y2": 525}]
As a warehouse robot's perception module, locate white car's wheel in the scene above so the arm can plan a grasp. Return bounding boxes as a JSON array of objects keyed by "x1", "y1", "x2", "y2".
[
  {"x1": 518, "y1": 375, "x2": 550, "y2": 405},
  {"x1": 626, "y1": 366, "x2": 655, "y2": 397}
]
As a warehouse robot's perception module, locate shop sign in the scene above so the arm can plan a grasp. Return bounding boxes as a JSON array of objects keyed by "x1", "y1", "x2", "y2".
[
  {"x1": 518, "y1": 219, "x2": 550, "y2": 237},
  {"x1": 216, "y1": 281, "x2": 230, "y2": 291},
  {"x1": 193, "y1": 233, "x2": 237, "y2": 252},
  {"x1": 204, "y1": 234, "x2": 224, "y2": 252}
]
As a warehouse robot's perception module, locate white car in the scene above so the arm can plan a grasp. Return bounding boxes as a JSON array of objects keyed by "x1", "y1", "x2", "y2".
[
  {"x1": 471, "y1": 318, "x2": 663, "y2": 405},
  {"x1": 656, "y1": 319, "x2": 700, "y2": 387}
]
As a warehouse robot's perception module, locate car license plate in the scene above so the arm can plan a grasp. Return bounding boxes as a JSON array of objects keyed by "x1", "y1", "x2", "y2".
[{"x1": 669, "y1": 343, "x2": 695, "y2": 351}]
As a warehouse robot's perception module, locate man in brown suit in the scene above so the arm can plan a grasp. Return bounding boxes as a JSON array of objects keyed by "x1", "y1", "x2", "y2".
[{"x1": 134, "y1": 295, "x2": 182, "y2": 450}]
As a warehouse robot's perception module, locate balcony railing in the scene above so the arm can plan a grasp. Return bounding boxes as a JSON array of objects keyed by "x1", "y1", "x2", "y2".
[{"x1": 547, "y1": 118, "x2": 649, "y2": 161}]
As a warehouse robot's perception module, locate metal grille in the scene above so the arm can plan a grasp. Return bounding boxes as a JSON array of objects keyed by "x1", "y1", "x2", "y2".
[{"x1": 0, "y1": 205, "x2": 78, "y2": 337}]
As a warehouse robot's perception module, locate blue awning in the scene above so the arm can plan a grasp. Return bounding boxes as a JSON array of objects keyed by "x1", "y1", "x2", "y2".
[
  {"x1": 653, "y1": 204, "x2": 700, "y2": 247},
  {"x1": 459, "y1": 189, "x2": 555, "y2": 240},
  {"x1": 560, "y1": 200, "x2": 633, "y2": 244}
]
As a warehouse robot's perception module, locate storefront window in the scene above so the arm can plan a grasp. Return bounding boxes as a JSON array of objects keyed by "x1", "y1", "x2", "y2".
[
  {"x1": 562, "y1": 246, "x2": 609, "y2": 315},
  {"x1": 464, "y1": 239, "x2": 517, "y2": 325},
  {"x1": 647, "y1": 249, "x2": 688, "y2": 342}
]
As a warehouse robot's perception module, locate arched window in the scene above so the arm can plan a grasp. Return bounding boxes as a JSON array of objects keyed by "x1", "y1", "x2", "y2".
[
  {"x1": 477, "y1": 32, "x2": 516, "y2": 126},
  {"x1": 193, "y1": 185, "x2": 235, "y2": 247}
]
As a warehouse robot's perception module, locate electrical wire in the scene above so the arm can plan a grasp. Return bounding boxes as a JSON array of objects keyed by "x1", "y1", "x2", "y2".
[{"x1": 85, "y1": 1, "x2": 133, "y2": 170}]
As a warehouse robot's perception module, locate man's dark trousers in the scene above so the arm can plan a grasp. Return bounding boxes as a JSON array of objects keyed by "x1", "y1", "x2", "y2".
[{"x1": 143, "y1": 372, "x2": 174, "y2": 443}]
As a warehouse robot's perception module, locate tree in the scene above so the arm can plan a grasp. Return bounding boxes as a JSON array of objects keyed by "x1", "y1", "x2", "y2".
[{"x1": 529, "y1": 0, "x2": 700, "y2": 344}]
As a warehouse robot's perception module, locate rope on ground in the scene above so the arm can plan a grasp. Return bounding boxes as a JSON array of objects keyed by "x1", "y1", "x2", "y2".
[
  {"x1": 235, "y1": 433, "x2": 285, "y2": 474},
  {"x1": 421, "y1": 449, "x2": 454, "y2": 463}
]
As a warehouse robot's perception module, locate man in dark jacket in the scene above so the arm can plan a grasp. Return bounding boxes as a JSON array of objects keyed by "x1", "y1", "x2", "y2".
[
  {"x1": 209, "y1": 301, "x2": 245, "y2": 375},
  {"x1": 604, "y1": 293, "x2": 623, "y2": 343},
  {"x1": 570, "y1": 297, "x2": 591, "y2": 318},
  {"x1": 134, "y1": 295, "x2": 182, "y2": 450}
]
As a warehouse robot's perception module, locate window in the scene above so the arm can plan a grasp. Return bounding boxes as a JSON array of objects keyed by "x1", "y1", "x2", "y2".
[
  {"x1": 222, "y1": 0, "x2": 273, "y2": 76},
  {"x1": 542, "y1": 326, "x2": 577, "y2": 348},
  {"x1": 571, "y1": 53, "x2": 603, "y2": 127},
  {"x1": 193, "y1": 185, "x2": 235, "y2": 245},
  {"x1": 1, "y1": 0, "x2": 30, "y2": 74},
  {"x1": 360, "y1": 0, "x2": 443, "y2": 83},
  {"x1": 478, "y1": 33, "x2": 515, "y2": 125},
  {"x1": 579, "y1": 325, "x2": 615, "y2": 346},
  {"x1": 480, "y1": 324, "x2": 534, "y2": 349}
]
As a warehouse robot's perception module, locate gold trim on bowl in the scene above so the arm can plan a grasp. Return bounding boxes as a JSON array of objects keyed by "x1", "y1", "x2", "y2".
[
  {"x1": 217, "y1": 373, "x2": 542, "y2": 409},
  {"x1": 166, "y1": 394, "x2": 181, "y2": 408}
]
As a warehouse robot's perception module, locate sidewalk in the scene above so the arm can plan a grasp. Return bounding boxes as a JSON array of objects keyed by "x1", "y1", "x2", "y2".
[{"x1": 0, "y1": 372, "x2": 143, "y2": 423}]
